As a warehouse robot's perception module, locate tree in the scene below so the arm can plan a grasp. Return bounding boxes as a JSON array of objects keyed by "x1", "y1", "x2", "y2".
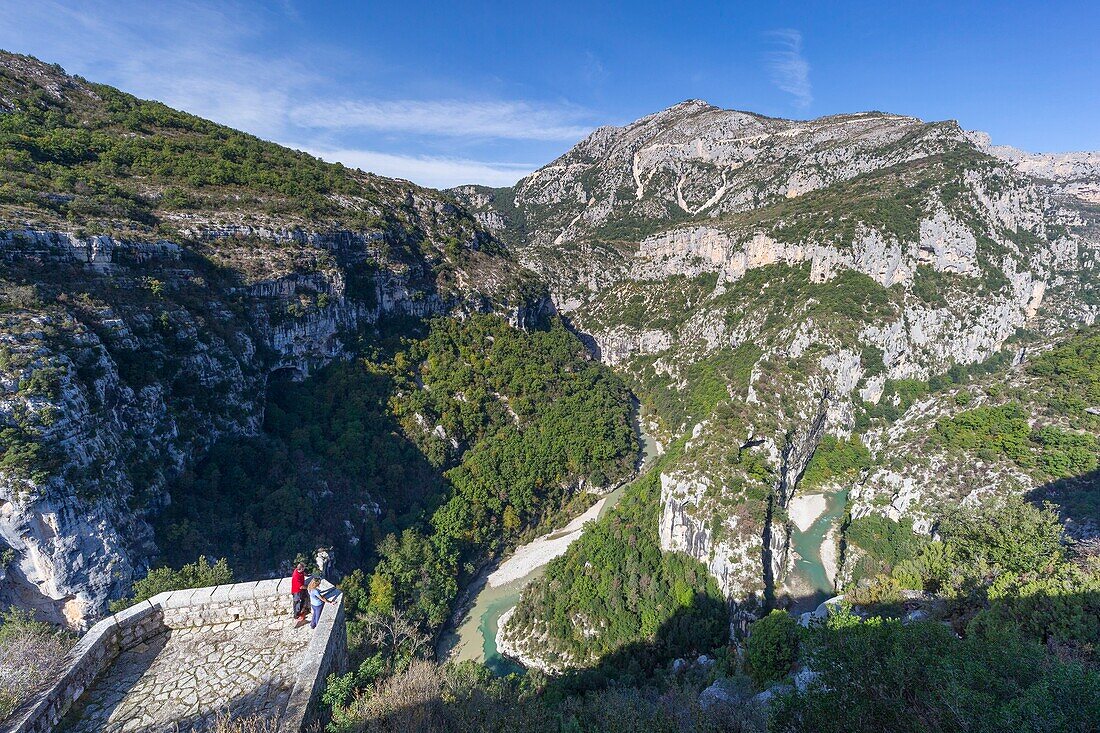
[
  {"x1": 746, "y1": 609, "x2": 800, "y2": 687},
  {"x1": 940, "y1": 496, "x2": 1063, "y2": 577},
  {"x1": 364, "y1": 608, "x2": 430, "y2": 662},
  {"x1": 368, "y1": 571, "x2": 396, "y2": 615},
  {"x1": 110, "y1": 555, "x2": 232, "y2": 612}
]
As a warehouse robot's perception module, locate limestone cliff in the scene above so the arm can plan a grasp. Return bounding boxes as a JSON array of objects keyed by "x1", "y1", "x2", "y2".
[
  {"x1": 0, "y1": 53, "x2": 546, "y2": 626},
  {"x1": 467, "y1": 99, "x2": 1100, "y2": 616}
]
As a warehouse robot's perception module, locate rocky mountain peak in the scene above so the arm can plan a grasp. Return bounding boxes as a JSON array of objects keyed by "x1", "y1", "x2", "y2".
[
  {"x1": 454, "y1": 103, "x2": 1012, "y2": 305},
  {"x1": 0, "y1": 52, "x2": 94, "y2": 109},
  {"x1": 966, "y1": 131, "x2": 1100, "y2": 204}
]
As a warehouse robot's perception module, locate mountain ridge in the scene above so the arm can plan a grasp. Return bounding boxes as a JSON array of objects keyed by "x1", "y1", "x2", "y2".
[
  {"x1": 0, "y1": 50, "x2": 549, "y2": 625},
  {"x1": 0, "y1": 50, "x2": 1097, "y2": 647},
  {"x1": 450, "y1": 91, "x2": 1100, "y2": 672}
]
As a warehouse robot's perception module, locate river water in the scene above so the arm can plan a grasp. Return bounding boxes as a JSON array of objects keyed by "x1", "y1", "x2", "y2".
[
  {"x1": 437, "y1": 405, "x2": 660, "y2": 673},
  {"x1": 783, "y1": 488, "x2": 848, "y2": 612}
]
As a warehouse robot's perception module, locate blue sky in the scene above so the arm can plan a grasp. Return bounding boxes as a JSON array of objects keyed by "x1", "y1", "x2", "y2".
[{"x1": 0, "y1": 1, "x2": 1097, "y2": 188}]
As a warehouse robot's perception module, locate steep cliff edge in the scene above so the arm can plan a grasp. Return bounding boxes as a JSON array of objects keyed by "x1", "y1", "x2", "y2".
[
  {"x1": 490, "y1": 101, "x2": 1099, "y2": 664},
  {"x1": 0, "y1": 52, "x2": 545, "y2": 626},
  {"x1": 4, "y1": 53, "x2": 1098, "y2": 654}
]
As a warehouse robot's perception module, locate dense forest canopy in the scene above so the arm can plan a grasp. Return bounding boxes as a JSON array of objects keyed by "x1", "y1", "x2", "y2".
[{"x1": 153, "y1": 313, "x2": 636, "y2": 631}]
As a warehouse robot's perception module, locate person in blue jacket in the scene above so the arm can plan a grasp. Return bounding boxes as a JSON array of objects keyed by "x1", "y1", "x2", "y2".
[{"x1": 308, "y1": 577, "x2": 336, "y2": 629}]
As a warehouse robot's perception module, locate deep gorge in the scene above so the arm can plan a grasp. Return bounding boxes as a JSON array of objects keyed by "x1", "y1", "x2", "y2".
[{"x1": 1, "y1": 49, "x2": 1099, "y2": 732}]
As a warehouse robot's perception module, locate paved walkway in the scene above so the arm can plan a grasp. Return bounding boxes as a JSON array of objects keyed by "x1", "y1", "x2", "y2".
[{"x1": 58, "y1": 616, "x2": 314, "y2": 732}]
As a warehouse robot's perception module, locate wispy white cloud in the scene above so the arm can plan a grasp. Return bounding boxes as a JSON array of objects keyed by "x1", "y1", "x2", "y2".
[
  {"x1": 0, "y1": 0, "x2": 578, "y2": 186},
  {"x1": 296, "y1": 146, "x2": 535, "y2": 189},
  {"x1": 0, "y1": 0, "x2": 310, "y2": 140},
  {"x1": 290, "y1": 99, "x2": 593, "y2": 141},
  {"x1": 766, "y1": 29, "x2": 812, "y2": 109},
  {"x1": 581, "y1": 51, "x2": 608, "y2": 87},
  {"x1": 276, "y1": 0, "x2": 302, "y2": 23}
]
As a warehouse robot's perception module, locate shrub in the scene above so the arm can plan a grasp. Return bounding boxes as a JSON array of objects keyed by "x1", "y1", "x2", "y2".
[
  {"x1": 939, "y1": 496, "x2": 1063, "y2": 577},
  {"x1": 844, "y1": 575, "x2": 907, "y2": 610},
  {"x1": 773, "y1": 615, "x2": 1100, "y2": 733},
  {"x1": 110, "y1": 555, "x2": 232, "y2": 612},
  {"x1": 328, "y1": 659, "x2": 767, "y2": 733},
  {"x1": 860, "y1": 345, "x2": 885, "y2": 376},
  {"x1": 935, "y1": 403, "x2": 1032, "y2": 465},
  {"x1": 17, "y1": 366, "x2": 64, "y2": 400},
  {"x1": 1025, "y1": 328, "x2": 1100, "y2": 419},
  {"x1": 846, "y1": 515, "x2": 923, "y2": 568},
  {"x1": 0, "y1": 609, "x2": 74, "y2": 723},
  {"x1": 1031, "y1": 426, "x2": 1099, "y2": 478},
  {"x1": 746, "y1": 610, "x2": 800, "y2": 687},
  {"x1": 802, "y1": 436, "x2": 871, "y2": 489},
  {"x1": 936, "y1": 401, "x2": 1098, "y2": 480},
  {"x1": 972, "y1": 563, "x2": 1100, "y2": 652}
]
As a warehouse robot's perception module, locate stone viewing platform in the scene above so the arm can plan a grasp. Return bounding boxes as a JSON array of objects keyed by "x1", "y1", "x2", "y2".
[{"x1": 4, "y1": 578, "x2": 346, "y2": 733}]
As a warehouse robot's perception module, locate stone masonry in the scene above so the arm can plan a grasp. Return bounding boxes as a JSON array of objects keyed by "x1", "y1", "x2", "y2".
[{"x1": 3, "y1": 579, "x2": 346, "y2": 733}]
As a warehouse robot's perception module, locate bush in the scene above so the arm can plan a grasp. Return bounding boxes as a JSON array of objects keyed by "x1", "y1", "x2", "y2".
[
  {"x1": 844, "y1": 575, "x2": 907, "y2": 611},
  {"x1": 746, "y1": 610, "x2": 800, "y2": 687},
  {"x1": 939, "y1": 496, "x2": 1063, "y2": 578},
  {"x1": 0, "y1": 609, "x2": 74, "y2": 722},
  {"x1": 0, "y1": 423, "x2": 57, "y2": 484},
  {"x1": 110, "y1": 555, "x2": 232, "y2": 612},
  {"x1": 1032, "y1": 426, "x2": 1099, "y2": 478},
  {"x1": 972, "y1": 563, "x2": 1100, "y2": 652},
  {"x1": 17, "y1": 366, "x2": 64, "y2": 400},
  {"x1": 1025, "y1": 328, "x2": 1100, "y2": 419},
  {"x1": 935, "y1": 403, "x2": 1032, "y2": 465},
  {"x1": 802, "y1": 436, "x2": 871, "y2": 489},
  {"x1": 772, "y1": 615, "x2": 1100, "y2": 733},
  {"x1": 893, "y1": 540, "x2": 953, "y2": 592},
  {"x1": 936, "y1": 401, "x2": 1098, "y2": 480},
  {"x1": 328, "y1": 659, "x2": 767, "y2": 733},
  {"x1": 846, "y1": 515, "x2": 923, "y2": 568}
]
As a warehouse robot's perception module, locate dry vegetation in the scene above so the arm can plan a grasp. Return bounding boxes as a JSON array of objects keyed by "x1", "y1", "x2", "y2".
[{"x1": 0, "y1": 609, "x2": 74, "y2": 722}]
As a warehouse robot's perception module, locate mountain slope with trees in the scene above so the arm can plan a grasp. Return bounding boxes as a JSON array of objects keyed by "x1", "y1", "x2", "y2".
[
  {"x1": 2, "y1": 50, "x2": 1099, "y2": 733},
  {"x1": 0, "y1": 50, "x2": 544, "y2": 625}
]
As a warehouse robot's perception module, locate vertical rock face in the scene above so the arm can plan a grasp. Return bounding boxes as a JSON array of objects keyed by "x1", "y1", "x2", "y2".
[
  {"x1": 0, "y1": 52, "x2": 558, "y2": 628},
  {"x1": 658, "y1": 472, "x2": 763, "y2": 600},
  {"x1": 0, "y1": 222, "x2": 542, "y2": 627},
  {"x1": 656, "y1": 394, "x2": 830, "y2": 609},
  {"x1": 916, "y1": 208, "x2": 980, "y2": 275},
  {"x1": 456, "y1": 99, "x2": 1100, "y2": 613}
]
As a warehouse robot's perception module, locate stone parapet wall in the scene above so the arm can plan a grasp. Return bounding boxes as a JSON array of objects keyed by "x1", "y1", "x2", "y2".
[
  {"x1": 159, "y1": 579, "x2": 291, "y2": 629},
  {"x1": 280, "y1": 589, "x2": 346, "y2": 732},
  {"x1": 3, "y1": 579, "x2": 345, "y2": 733}
]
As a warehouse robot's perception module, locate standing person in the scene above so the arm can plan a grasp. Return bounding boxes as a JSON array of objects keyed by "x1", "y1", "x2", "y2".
[
  {"x1": 308, "y1": 578, "x2": 336, "y2": 629},
  {"x1": 291, "y1": 561, "x2": 308, "y2": 621}
]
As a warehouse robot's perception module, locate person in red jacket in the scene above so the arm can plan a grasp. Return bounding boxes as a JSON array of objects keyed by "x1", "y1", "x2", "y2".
[{"x1": 291, "y1": 561, "x2": 309, "y2": 621}]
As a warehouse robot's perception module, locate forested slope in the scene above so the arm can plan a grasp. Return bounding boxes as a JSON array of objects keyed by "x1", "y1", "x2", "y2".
[{"x1": 0, "y1": 51, "x2": 543, "y2": 624}]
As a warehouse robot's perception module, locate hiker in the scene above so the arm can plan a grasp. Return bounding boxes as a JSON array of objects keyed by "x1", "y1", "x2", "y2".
[
  {"x1": 308, "y1": 577, "x2": 336, "y2": 629},
  {"x1": 291, "y1": 561, "x2": 309, "y2": 620}
]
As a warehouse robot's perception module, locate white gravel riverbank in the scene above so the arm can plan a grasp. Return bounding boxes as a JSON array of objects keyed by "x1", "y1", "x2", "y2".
[
  {"x1": 788, "y1": 493, "x2": 828, "y2": 532},
  {"x1": 487, "y1": 497, "x2": 608, "y2": 588}
]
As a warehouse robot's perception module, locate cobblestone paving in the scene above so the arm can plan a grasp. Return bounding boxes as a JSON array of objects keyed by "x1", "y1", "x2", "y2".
[{"x1": 59, "y1": 617, "x2": 314, "y2": 732}]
